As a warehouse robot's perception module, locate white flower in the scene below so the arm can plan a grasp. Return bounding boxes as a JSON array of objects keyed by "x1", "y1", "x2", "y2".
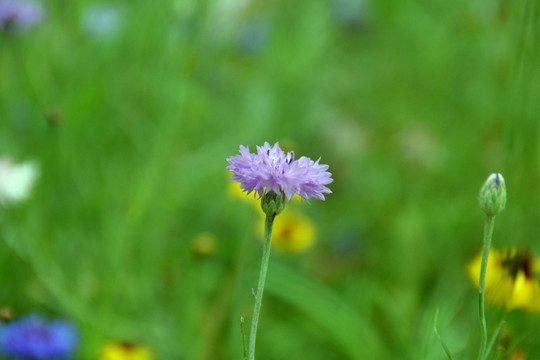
[
  {"x1": 0, "y1": 159, "x2": 38, "y2": 205},
  {"x1": 81, "y1": 3, "x2": 124, "y2": 40}
]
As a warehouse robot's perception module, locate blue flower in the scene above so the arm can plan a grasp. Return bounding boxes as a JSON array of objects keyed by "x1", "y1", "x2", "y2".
[
  {"x1": 0, "y1": 0, "x2": 44, "y2": 32},
  {"x1": 227, "y1": 142, "x2": 333, "y2": 201},
  {"x1": 0, "y1": 314, "x2": 78, "y2": 359}
]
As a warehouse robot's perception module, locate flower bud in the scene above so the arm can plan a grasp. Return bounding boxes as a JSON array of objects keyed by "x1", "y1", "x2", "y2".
[
  {"x1": 261, "y1": 191, "x2": 286, "y2": 216},
  {"x1": 479, "y1": 173, "x2": 507, "y2": 216}
]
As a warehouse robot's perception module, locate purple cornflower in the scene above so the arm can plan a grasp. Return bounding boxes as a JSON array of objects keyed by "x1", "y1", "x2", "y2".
[
  {"x1": 0, "y1": 0, "x2": 44, "y2": 31},
  {"x1": 0, "y1": 314, "x2": 78, "y2": 360},
  {"x1": 227, "y1": 142, "x2": 333, "y2": 200}
]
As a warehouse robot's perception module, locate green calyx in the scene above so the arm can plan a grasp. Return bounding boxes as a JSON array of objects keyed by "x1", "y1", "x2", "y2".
[{"x1": 260, "y1": 191, "x2": 286, "y2": 216}]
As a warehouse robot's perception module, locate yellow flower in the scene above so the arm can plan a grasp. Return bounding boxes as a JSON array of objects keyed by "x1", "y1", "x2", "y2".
[
  {"x1": 99, "y1": 342, "x2": 155, "y2": 360},
  {"x1": 192, "y1": 232, "x2": 217, "y2": 257},
  {"x1": 257, "y1": 208, "x2": 316, "y2": 253},
  {"x1": 0, "y1": 305, "x2": 13, "y2": 322},
  {"x1": 467, "y1": 248, "x2": 540, "y2": 312},
  {"x1": 510, "y1": 348, "x2": 527, "y2": 360}
]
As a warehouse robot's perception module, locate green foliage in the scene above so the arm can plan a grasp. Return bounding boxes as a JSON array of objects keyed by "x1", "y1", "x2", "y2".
[{"x1": 1, "y1": 0, "x2": 540, "y2": 358}]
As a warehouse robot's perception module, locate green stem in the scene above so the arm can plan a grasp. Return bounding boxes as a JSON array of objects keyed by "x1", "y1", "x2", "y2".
[
  {"x1": 433, "y1": 309, "x2": 455, "y2": 360},
  {"x1": 478, "y1": 215, "x2": 496, "y2": 360},
  {"x1": 485, "y1": 320, "x2": 505, "y2": 360},
  {"x1": 240, "y1": 317, "x2": 248, "y2": 360},
  {"x1": 248, "y1": 213, "x2": 276, "y2": 360}
]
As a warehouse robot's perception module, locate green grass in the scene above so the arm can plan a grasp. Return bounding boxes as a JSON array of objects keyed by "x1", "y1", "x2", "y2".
[{"x1": 1, "y1": 0, "x2": 540, "y2": 358}]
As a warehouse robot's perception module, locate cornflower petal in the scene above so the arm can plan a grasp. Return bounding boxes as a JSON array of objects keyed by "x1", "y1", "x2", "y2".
[
  {"x1": 226, "y1": 142, "x2": 333, "y2": 201},
  {"x1": 0, "y1": 314, "x2": 78, "y2": 359},
  {"x1": 0, "y1": 0, "x2": 44, "y2": 31}
]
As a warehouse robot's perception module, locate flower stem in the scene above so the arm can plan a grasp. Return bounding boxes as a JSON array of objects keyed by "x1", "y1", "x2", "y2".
[
  {"x1": 248, "y1": 213, "x2": 276, "y2": 360},
  {"x1": 485, "y1": 319, "x2": 505, "y2": 360},
  {"x1": 478, "y1": 214, "x2": 496, "y2": 360},
  {"x1": 240, "y1": 317, "x2": 248, "y2": 360},
  {"x1": 433, "y1": 309, "x2": 455, "y2": 360}
]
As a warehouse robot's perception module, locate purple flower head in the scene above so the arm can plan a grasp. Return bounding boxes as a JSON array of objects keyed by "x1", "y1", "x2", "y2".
[
  {"x1": 0, "y1": 314, "x2": 78, "y2": 359},
  {"x1": 0, "y1": 0, "x2": 44, "y2": 31},
  {"x1": 226, "y1": 142, "x2": 333, "y2": 201}
]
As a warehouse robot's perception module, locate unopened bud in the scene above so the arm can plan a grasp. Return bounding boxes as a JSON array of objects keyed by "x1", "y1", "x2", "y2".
[{"x1": 479, "y1": 173, "x2": 507, "y2": 216}]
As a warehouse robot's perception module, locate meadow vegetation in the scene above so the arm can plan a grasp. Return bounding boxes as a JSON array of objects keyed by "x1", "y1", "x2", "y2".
[{"x1": 1, "y1": 0, "x2": 540, "y2": 359}]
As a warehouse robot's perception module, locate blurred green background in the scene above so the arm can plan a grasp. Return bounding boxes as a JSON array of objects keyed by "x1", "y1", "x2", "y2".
[{"x1": 1, "y1": 0, "x2": 540, "y2": 358}]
